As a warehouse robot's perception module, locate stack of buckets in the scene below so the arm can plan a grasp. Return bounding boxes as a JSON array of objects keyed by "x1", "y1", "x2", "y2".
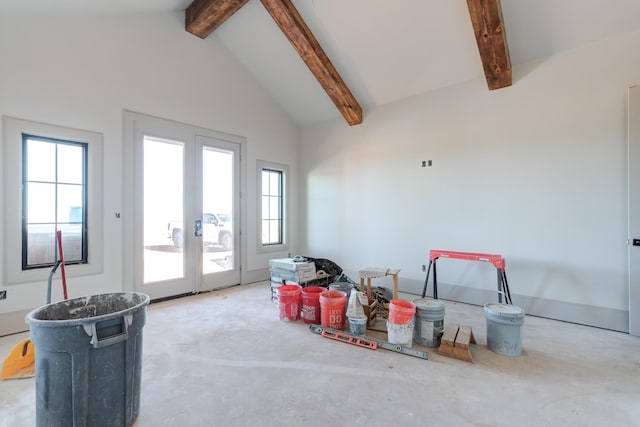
[
  {"x1": 277, "y1": 284, "x2": 525, "y2": 357},
  {"x1": 277, "y1": 287, "x2": 445, "y2": 350},
  {"x1": 386, "y1": 300, "x2": 416, "y2": 347},
  {"x1": 277, "y1": 285, "x2": 349, "y2": 330}
]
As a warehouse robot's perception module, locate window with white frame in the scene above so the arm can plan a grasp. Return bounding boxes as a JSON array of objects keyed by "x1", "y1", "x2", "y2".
[
  {"x1": 3, "y1": 117, "x2": 103, "y2": 284},
  {"x1": 257, "y1": 160, "x2": 288, "y2": 252}
]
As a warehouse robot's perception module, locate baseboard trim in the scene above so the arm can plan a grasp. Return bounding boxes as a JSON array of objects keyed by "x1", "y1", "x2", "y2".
[
  {"x1": 0, "y1": 309, "x2": 31, "y2": 337},
  {"x1": 344, "y1": 271, "x2": 629, "y2": 333},
  {"x1": 242, "y1": 268, "x2": 269, "y2": 285},
  {"x1": 433, "y1": 283, "x2": 628, "y2": 333}
]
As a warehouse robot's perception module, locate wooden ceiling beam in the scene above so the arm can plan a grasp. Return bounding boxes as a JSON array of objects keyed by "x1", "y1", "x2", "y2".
[
  {"x1": 185, "y1": 0, "x2": 250, "y2": 39},
  {"x1": 260, "y1": 0, "x2": 362, "y2": 125},
  {"x1": 467, "y1": 0, "x2": 512, "y2": 90}
]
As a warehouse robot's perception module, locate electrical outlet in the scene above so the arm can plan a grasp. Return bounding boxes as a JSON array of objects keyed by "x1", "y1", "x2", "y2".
[
  {"x1": 422, "y1": 160, "x2": 426, "y2": 167},
  {"x1": 0, "y1": 290, "x2": 6, "y2": 300},
  {"x1": 421, "y1": 264, "x2": 426, "y2": 272}
]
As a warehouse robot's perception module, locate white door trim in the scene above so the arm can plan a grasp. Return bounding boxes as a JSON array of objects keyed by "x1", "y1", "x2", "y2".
[{"x1": 628, "y1": 85, "x2": 640, "y2": 336}]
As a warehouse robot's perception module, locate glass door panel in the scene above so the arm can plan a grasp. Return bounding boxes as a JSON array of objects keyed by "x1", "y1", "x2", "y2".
[
  {"x1": 197, "y1": 135, "x2": 240, "y2": 289},
  {"x1": 202, "y1": 147, "x2": 234, "y2": 275},
  {"x1": 143, "y1": 136, "x2": 185, "y2": 284}
]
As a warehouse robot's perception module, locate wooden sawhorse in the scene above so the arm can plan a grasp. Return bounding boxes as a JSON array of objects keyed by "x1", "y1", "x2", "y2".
[{"x1": 421, "y1": 250, "x2": 512, "y2": 304}]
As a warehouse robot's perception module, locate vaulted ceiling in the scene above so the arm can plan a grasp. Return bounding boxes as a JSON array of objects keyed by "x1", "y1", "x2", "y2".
[{"x1": 2, "y1": 0, "x2": 640, "y2": 127}]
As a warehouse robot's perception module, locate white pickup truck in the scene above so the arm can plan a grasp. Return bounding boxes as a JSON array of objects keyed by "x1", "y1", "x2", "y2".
[{"x1": 167, "y1": 213, "x2": 233, "y2": 250}]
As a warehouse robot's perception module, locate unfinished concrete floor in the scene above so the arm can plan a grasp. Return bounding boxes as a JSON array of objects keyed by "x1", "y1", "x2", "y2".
[{"x1": 1, "y1": 282, "x2": 639, "y2": 426}]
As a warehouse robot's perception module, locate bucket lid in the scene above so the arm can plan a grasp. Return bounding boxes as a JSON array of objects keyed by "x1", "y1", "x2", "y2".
[
  {"x1": 484, "y1": 303, "x2": 524, "y2": 319},
  {"x1": 412, "y1": 298, "x2": 444, "y2": 311},
  {"x1": 278, "y1": 284, "x2": 302, "y2": 292},
  {"x1": 320, "y1": 290, "x2": 347, "y2": 299},
  {"x1": 390, "y1": 299, "x2": 416, "y2": 310},
  {"x1": 301, "y1": 286, "x2": 326, "y2": 294}
]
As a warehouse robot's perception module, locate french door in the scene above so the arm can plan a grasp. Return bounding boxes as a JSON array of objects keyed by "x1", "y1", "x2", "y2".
[{"x1": 129, "y1": 113, "x2": 241, "y2": 300}]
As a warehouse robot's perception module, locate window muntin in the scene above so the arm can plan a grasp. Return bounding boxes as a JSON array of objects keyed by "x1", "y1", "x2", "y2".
[{"x1": 22, "y1": 134, "x2": 88, "y2": 270}]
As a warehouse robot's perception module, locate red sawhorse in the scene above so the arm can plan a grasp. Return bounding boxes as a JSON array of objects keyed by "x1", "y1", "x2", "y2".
[{"x1": 421, "y1": 250, "x2": 512, "y2": 304}]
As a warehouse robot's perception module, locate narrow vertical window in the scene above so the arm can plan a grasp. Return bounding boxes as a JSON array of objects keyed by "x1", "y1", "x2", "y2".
[
  {"x1": 261, "y1": 168, "x2": 283, "y2": 245},
  {"x1": 22, "y1": 134, "x2": 88, "y2": 269},
  {"x1": 257, "y1": 160, "x2": 288, "y2": 254}
]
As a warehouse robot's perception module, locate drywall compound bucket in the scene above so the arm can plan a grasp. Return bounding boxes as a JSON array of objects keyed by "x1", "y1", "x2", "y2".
[
  {"x1": 320, "y1": 290, "x2": 347, "y2": 330},
  {"x1": 26, "y1": 292, "x2": 149, "y2": 427},
  {"x1": 484, "y1": 303, "x2": 525, "y2": 356},
  {"x1": 387, "y1": 300, "x2": 416, "y2": 347},
  {"x1": 277, "y1": 285, "x2": 302, "y2": 322},
  {"x1": 387, "y1": 321, "x2": 415, "y2": 347},
  {"x1": 301, "y1": 286, "x2": 325, "y2": 324},
  {"x1": 412, "y1": 298, "x2": 445, "y2": 348}
]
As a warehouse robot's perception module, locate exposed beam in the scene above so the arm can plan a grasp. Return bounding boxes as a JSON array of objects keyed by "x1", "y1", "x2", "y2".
[
  {"x1": 467, "y1": 0, "x2": 512, "y2": 90},
  {"x1": 185, "y1": 0, "x2": 250, "y2": 39},
  {"x1": 260, "y1": 0, "x2": 362, "y2": 125}
]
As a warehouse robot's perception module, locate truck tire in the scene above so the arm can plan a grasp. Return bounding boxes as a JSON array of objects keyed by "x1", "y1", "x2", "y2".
[{"x1": 220, "y1": 232, "x2": 232, "y2": 251}]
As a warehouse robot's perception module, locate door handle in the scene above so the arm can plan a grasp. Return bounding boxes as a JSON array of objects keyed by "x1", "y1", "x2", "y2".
[{"x1": 633, "y1": 239, "x2": 640, "y2": 246}]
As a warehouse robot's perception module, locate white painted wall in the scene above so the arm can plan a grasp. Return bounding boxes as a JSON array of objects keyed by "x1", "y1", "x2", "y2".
[
  {"x1": 0, "y1": 12, "x2": 299, "y2": 331},
  {"x1": 300, "y1": 30, "x2": 640, "y2": 332}
]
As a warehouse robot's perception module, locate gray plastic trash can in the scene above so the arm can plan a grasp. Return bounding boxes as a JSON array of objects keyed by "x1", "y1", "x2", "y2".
[{"x1": 26, "y1": 292, "x2": 150, "y2": 427}]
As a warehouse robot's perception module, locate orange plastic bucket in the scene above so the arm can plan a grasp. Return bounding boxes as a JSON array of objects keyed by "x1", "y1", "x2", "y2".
[
  {"x1": 277, "y1": 284, "x2": 302, "y2": 322},
  {"x1": 388, "y1": 299, "x2": 416, "y2": 324},
  {"x1": 301, "y1": 287, "x2": 325, "y2": 324},
  {"x1": 319, "y1": 290, "x2": 347, "y2": 330}
]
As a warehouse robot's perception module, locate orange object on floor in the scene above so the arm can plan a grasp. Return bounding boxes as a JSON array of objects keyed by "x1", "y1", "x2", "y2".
[
  {"x1": 2, "y1": 230, "x2": 69, "y2": 381},
  {"x1": 1, "y1": 338, "x2": 35, "y2": 380},
  {"x1": 320, "y1": 329, "x2": 378, "y2": 350}
]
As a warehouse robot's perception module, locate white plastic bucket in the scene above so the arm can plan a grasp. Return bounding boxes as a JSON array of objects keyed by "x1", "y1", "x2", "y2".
[
  {"x1": 484, "y1": 303, "x2": 525, "y2": 356},
  {"x1": 386, "y1": 321, "x2": 414, "y2": 347},
  {"x1": 412, "y1": 298, "x2": 445, "y2": 348}
]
